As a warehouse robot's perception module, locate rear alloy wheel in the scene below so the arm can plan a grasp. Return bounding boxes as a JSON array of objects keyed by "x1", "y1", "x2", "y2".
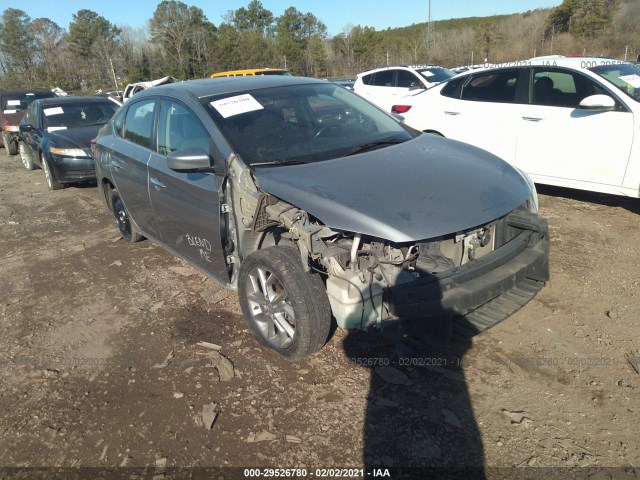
[
  {"x1": 19, "y1": 143, "x2": 34, "y2": 170},
  {"x1": 110, "y1": 189, "x2": 143, "y2": 243},
  {"x1": 238, "y1": 246, "x2": 331, "y2": 360},
  {"x1": 41, "y1": 153, "x2": 64, "y2": 190}
]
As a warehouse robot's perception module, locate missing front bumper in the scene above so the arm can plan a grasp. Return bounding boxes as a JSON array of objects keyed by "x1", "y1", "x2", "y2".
[{"x1": 386, "y1": 226, "x2": 549, "y2": 335}]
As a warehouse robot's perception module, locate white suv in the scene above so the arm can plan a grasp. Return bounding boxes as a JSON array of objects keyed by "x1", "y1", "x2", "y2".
[
  {"x1": 391, "y1": 57, "x2": 640, "y2": 198},
  {"x1": 353, "y1": 65, "x2": 456, "y2": 111}
]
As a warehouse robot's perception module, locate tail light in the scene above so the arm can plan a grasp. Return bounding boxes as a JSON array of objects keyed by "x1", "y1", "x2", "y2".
[{"x1": 392, "y1": 105, "x2": 412, "y2": 114}]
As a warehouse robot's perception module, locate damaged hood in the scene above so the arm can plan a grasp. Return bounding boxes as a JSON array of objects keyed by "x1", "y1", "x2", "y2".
[
  {"x1": 48, "y1": 125, "x2": 103, "y2": 149},
  {"x1": 254, "y1": 134, "x2": 532, "y2": 242}
]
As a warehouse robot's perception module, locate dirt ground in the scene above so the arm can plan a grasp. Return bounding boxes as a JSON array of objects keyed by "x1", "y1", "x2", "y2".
[{"x1": 1, "y1": 147, "x2": 639, "y2": 480}]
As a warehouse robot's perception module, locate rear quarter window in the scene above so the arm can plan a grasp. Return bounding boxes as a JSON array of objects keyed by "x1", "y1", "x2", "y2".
[
  {"x1": 371, "y1": 70, "x2": 395, "y2": 87},
  {"x1": 441, "y1": 77, "x2": 465, "y2": 99},
  {"x1": 460, "y1": 69, "x2": 520, "y2": 103}
]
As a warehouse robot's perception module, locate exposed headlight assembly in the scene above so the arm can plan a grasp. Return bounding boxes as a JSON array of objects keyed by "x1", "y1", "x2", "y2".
[{"x1": 49, "y1": 147, "x2": 89, "y2": 157}]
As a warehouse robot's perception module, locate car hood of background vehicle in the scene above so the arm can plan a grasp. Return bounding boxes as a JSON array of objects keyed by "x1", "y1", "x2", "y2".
[
  {"x1": 47, "y1": 124, "x2": 103, "y2": 148},
  {"x1": 2, "y1": 111, "x2": 24, "y2": 126},
  {"x1": 254, "y1": 134, "x2": 532, "y2": 242}
]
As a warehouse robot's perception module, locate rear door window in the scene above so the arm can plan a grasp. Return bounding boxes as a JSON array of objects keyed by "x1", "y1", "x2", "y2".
[
  {"x1": 396, "y1": 70, "x2": 423, "y2": 88},
  {"x1": 461, "y1": 69, "x2": 521, "y2": 103},
  {"x1": 123, "y1": 99, "x2": 156, "y2": 149}
]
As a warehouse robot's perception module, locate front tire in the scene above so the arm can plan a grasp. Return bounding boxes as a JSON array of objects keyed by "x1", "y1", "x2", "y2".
[
  {"x1": 110, "y1": 188, "x2": 143, "y2": 243},
  {"x1": 238, "y1": 246, "x2": 331, "y2": 360},
  {"x1": 19, "y1": 143, "x2": 34, "y2": 170},
  {"x1": 41, "y1": 153, "x2": 64, "y2": 190},
  {"x1": 7, "y1": 138, "x2": 18, "y2": 155}
]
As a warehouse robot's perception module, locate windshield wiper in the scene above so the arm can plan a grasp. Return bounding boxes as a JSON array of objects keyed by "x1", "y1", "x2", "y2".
[
  {"x1": 347, "y1": 139, "x2": 404, "y2": 156},
  {"x1": 251, "y1": 159, "x2": 308, "y2": 167}
]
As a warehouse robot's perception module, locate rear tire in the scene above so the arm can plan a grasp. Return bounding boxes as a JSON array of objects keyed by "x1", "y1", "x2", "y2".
[
  {"x1": 110, "y1": 188, "x2": 143, "y2": 243},
  {"x1": 238, "y1": 246, "x2": 331, "y2": 360},
  {"x1": 19, "y1": 143, "x2": 34, "y2": 170}
]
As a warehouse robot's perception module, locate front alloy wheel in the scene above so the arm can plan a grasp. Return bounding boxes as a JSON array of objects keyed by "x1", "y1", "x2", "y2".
[
  {"x1": 246, "y1": 265, "x2": 297, "y2": 349},
  {"x1": 238, "y1": 246, "x2": 331, "y2": 360},
  {"x1": 41, "y1": 153, "x2": 63, "y2": 190}
]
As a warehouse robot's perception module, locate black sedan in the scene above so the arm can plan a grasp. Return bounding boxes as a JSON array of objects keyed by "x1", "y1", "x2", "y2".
[{"x1": 18, "y1": 96, "x2": 119, "y2": 190}]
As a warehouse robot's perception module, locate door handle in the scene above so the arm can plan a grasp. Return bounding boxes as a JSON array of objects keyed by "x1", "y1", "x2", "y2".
[
  {"x1": 150, "y1": 177, "x2": 166, "y2": 190},
  {"x1": 444, "y1": 111, "x2": 460, "y2": 115},
  {"x1": 111, "y1": 159, "x2": 124, "y2": 170},
  {"x1": 522, "y1": 117, "x2": 543, "y2": 122}
]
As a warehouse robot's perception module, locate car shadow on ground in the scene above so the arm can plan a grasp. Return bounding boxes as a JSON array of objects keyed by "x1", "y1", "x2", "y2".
[
  {"x1": 341, "y1": 281, "x2": 486, "y2": 478},
  {"x1": 536, "y1": 184, "x2": 640, "y2": 215}
]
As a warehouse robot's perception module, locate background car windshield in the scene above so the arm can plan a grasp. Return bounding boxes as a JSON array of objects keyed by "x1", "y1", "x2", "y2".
[
  {"x1": 589, "y1": 63, "x2": 640, "y2": 102},
  {"x1": 417, "y1": 67, "x2": 456, "y2": 84},
  {"x1": 205, "y1": 83, "x2": 415, "y2": 165},
  {"x1": 2, "y1": 92, "x2": 54, "y2": 113},
  {"x1": 43, "y1": 102, "x2": 118, "y2": 130}
]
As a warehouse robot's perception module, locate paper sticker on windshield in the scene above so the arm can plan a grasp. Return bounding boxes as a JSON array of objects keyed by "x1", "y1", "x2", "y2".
[
  {"x1": 210, "y1": 94, "x2": 263, "y2": 118},
  {"x1": 3, "y1": 109, "x2": 16, "y2": 114},
  {"x1": 619, "y1": 74, "x2": 640, "y2": 88},
  {"x1": 422, "y1": 71, "x2": 435, "y2": 77},
  {"x1": 44, "y1": 107, "x2": 64, "y2": 116},
  {"x1": 48, "y1": 126, "x2": 67, "y2": 132},
  {"x1": 7, "y1": 100, "x2": 20, "y2": 106}
]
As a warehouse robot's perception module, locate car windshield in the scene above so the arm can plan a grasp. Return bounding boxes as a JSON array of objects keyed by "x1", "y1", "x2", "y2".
[
  {"x1": 2, "y1": 92, "x2": 55, "y2": 113},
  {"x1": 204, "y1": 82, "x2": 416, "y2": 166},
  {"x1": 589, "y1": 62, "x2": 640, "y2": 103},
  {"x1": 42, "y1": 101, "x2": 118, "y2": 130},
  {"x1": 417, "y1": 67, "x2": 456, "y2": 84}
]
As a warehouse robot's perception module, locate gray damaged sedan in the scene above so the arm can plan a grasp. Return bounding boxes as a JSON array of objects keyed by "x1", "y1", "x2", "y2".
[{"x1": 94, "y1": 76, "x2": 549, "y2": 359}]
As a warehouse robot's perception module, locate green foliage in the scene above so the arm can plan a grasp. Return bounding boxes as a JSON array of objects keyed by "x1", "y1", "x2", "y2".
[
  {"x1": 149, "y1": 0, "x2": 216, "y2": 78},
  {"x1": 276, "y1": 7, "x2": 328, "y2": 75},
  {"x1": 0, "y1": 8, "x2": 35, "y2": 74},
  {"x1": 68, "y1": 9, "x2": 120, "y2": 59},
  {"x1": 546, "y1": 0, "x2": 617, "y2": 38},
  {"x1": 231, "y1": 0, "x2": 273, "y2": 35}
]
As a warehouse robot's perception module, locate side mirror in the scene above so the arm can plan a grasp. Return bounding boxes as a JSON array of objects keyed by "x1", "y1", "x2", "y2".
[
  {"x1": 167, "y1": 147, "x2": 212, "y2": 172},
  {"x1": 19, "y1": 124, "x2": 34, "y2": 133},
  {"x1": 579, "y1": 94, "x2": 616, "y2": 111}
]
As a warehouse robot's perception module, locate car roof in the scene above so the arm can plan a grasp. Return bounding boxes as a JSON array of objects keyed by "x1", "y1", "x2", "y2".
[
  {"x1": 475, "y1": 56, "x2": 632, "y2": 73},
  {"x1": 528, "y1": 56, "x2": 631, "y2": 69},
  {"x1": 134, "y1": 76, "x2": 327, "y2": 100},
  {"x1": 35, "y1": 96, "x2": 117, "y2": 106},
  {"x1": 437, "y1": 57, "x2": 634, "y2": 85},
  {"x1": 0, "y1": 88, "x2": 54, "y2": 96},
  {"x1": 357, "y1": 65, "x2": 445, "y2": 76}
]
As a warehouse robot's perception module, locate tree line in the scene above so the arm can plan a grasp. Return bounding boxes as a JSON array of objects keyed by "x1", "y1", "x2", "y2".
[{"x1": 0, "y1": 0, "x2": 637, "y2": 93}]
